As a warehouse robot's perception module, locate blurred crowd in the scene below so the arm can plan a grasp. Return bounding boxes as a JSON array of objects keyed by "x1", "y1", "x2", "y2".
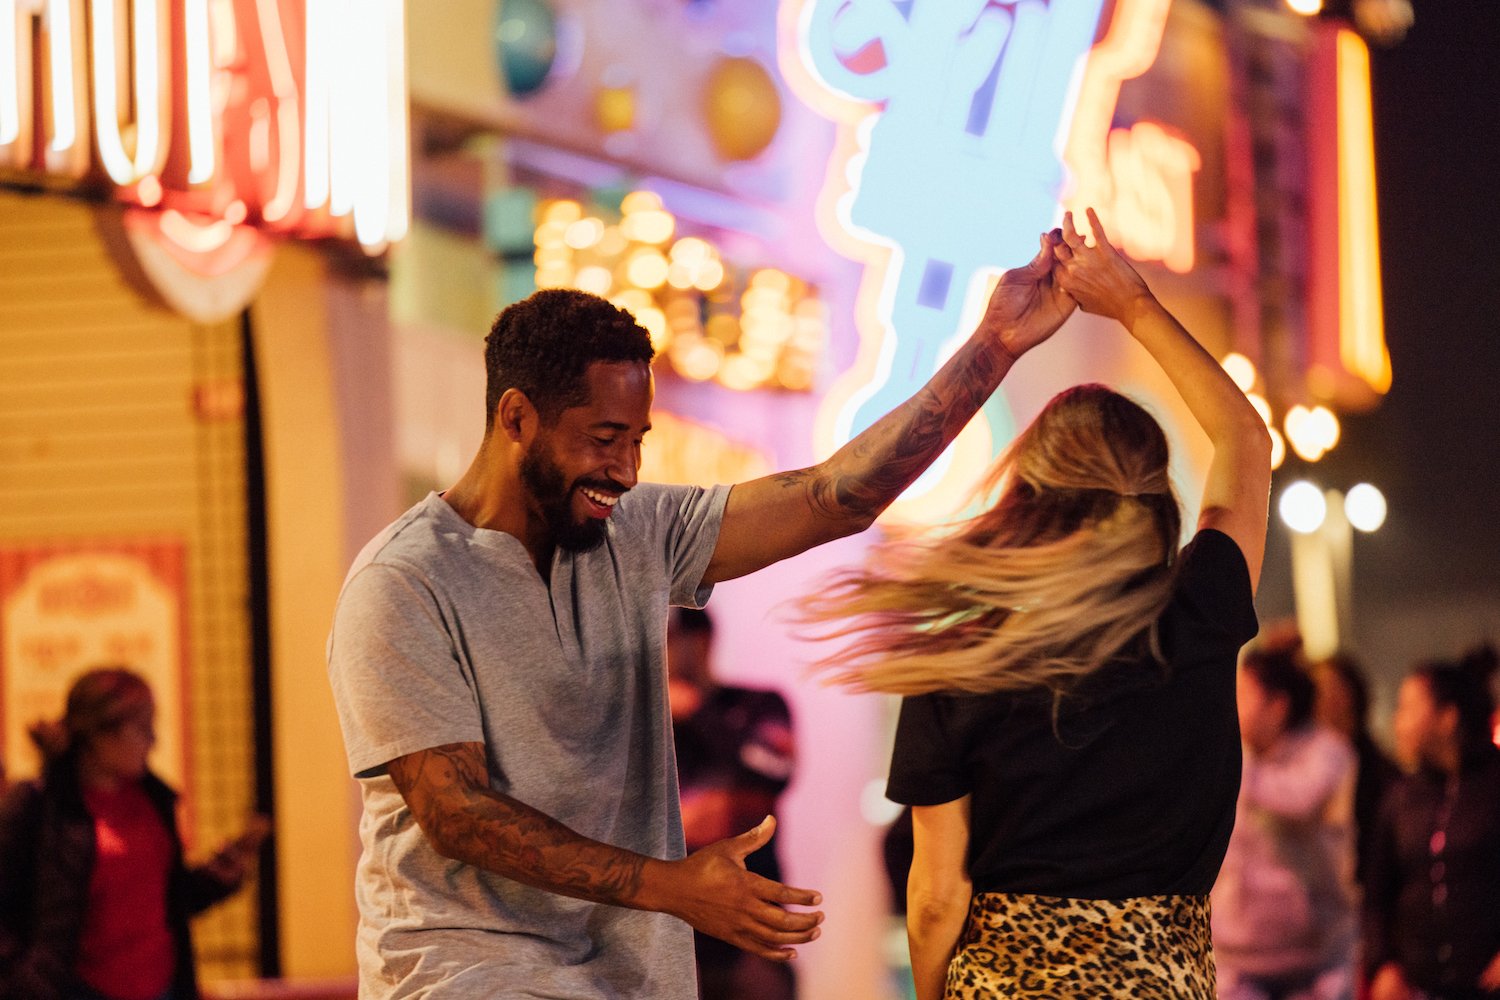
[
  {"x1": 1212, "y1": 633, "x2": 1499, "y2": 1000},
  {"x1": 2, "y1": 628, "x2": 1495, "y2": 1000}
]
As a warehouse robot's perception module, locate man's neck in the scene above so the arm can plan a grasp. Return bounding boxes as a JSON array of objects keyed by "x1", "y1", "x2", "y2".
[{"x1": 444, "y1": 446, "x2": 553, "y2": 573}]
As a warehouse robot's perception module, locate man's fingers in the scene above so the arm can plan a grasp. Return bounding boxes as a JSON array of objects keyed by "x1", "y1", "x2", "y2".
[
  {"x1": 745, "y1": 895, "x2": 824, "y2": 931},
  {"x1": 755, "y1": 875, "x2": 822, "y2": 908},
  {"x1": 728, "y1": 815, "x2": 775, "y2": 859}
]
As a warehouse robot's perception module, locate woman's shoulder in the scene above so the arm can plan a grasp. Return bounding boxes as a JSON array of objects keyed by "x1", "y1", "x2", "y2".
[{"x1": 1162, "y1": 528, "x2": 1259, "y2": 648}]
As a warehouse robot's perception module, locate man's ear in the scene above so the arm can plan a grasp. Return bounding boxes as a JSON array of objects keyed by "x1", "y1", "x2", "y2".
[{"x1": 496, "y1": 388, "x2": 537, "y2": 444}]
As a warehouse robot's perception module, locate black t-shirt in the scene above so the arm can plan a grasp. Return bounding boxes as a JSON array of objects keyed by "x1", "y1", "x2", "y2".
[{"x1": 886, "y1": 528, "x2": 1258, "y2": 898}]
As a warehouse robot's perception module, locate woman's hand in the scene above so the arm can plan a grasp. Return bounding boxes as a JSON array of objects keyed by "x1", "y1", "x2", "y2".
[
  {"x1": 204, "y1": 815, "x2": 271, "y2": 884},
  {"x1": 1051, "y1": 208, "x2": 1154, "y2": 328}
]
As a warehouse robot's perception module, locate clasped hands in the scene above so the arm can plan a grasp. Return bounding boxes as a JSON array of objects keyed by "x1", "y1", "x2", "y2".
[{"x1": 984, "y1": 207, "x2": 1156, "y2": 362}]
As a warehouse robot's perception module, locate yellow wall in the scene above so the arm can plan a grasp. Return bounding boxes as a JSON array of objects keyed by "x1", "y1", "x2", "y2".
[
  {"x1": 0, "y1": 191, "x2": 260, "y2": 980},
  {"x1": 251, "y1": 244, "x2": 396, "y2": 978}
]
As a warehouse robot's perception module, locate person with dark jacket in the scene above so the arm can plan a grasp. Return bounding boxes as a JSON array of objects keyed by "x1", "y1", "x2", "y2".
[
  {"x1": 0, "y1": 667, "x2": 267, "y2": 1000},
  {"x1": 1366, "y1": 646, "x2": 1500, "y2": 1000},
  {"x1": 1312, "y1": 652, "x2": 1401, "y2": 888}
]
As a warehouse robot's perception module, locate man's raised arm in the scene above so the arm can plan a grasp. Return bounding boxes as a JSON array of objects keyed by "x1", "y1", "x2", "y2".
[
  {"x1": 388, "y1": 742, "x2": 823, "y2": 962},
  {"x1": 703, "y1": 233, "x2": 1075, "y2": 584}
]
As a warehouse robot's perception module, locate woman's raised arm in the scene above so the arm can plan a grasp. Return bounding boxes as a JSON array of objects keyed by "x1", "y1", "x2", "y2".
[{"x1": 1054, "y1": 208, "x2": 1271, "y2": 592}]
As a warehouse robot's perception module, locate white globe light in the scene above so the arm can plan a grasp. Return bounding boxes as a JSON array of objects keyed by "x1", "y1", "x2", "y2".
[
  {"x1": 1344, "y1": 483, "x2": 1387, "y2": 533},
  {"x1": 1286, "y1": 0, "x2": 1322, "y2": 13},
  {"x1": 1279, "y1": 481, "x2": 1327, "y2": 534}
]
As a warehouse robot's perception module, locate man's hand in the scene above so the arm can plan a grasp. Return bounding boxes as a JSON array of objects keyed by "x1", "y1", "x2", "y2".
[
  {"x1": 981, "y1": 230, "x2": 1077, "y2": 361},
  {"x1": 651, "y1": 816, "x2": 823, "y2": 962}
]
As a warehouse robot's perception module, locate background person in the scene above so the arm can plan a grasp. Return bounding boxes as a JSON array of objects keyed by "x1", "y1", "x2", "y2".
[
  {"x1": 1365, "y1": 646, "x2": 1500, "y2": 1000},
  {"x1": 0, "y1": 666, "x2": 269, "y2": 1000},
  {"x1": 1312, "y1": 651, "x2": 1400, "y2": 887},
  {"x1": 805, "y1": 209, "x2": 1272, "y2": 1000},
  {"x1": 668, "y1": 606, "x2": 797, "y2": 1000},
  {"x1": 1213, "y1": 644, "x2": 1360, "y2": 1000}
]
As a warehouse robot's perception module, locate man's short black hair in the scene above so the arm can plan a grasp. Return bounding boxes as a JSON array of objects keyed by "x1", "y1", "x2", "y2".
[{"x1": 484, "y1": 289, "x2": 655, "y2": 429}]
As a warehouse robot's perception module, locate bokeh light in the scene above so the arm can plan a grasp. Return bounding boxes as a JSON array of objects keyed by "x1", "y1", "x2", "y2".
[
  {"x1": 1344, "y1": 483, "x2": 1387, "y2": 532},
  {"x1": 531, "y1": 192, "x2": 826, "y2": 392},
  {"x1": 1221, "y1": 352, "x2": 1257, "y2": 393},
  {"x1": 1279, "y1": 481, "x2": 1328, "y2": 534}
]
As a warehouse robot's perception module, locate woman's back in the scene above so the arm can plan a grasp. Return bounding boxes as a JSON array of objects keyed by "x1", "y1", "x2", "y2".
[{"x1": 888, "y1": 528, "x2": 1257, "y2": 898}]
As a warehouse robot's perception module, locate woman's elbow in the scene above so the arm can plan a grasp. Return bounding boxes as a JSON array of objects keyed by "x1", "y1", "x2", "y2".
[{"x1": 907, "y1": 881, "x2": 972, "y2": 933}]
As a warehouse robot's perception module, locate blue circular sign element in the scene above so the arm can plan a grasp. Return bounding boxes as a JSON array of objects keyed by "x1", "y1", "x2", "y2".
[{"x1": 494, "y1": 0, "x2": 558, "y2": 97}]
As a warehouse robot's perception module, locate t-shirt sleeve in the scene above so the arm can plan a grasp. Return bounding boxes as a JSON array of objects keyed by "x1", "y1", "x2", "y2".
[
  {"x1": 646, "y1": 482, "x2": 730, "y2": 608},
  {"x1": 886, "y1": 694, "x2": 969, "y2": 807},
  {"x1": 1171, "y1": 528, "x2": 1260, "y2": 648},
  {"x1": 326, "y1": 563, "x2": 485, "y2": 778}
]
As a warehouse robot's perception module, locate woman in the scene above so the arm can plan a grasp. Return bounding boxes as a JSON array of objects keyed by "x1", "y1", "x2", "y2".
[
  {"x1": 808, "y1": 210, "x2": 1271, "y2": 999},
  {"x1": 0, "y1": 667, "x2": 267, "y2": 1000},
  {"x1": 1365, "y1": 647, "x2": 1500, "y2": 1000},
  {"x1": 1213, "y1": 645, "x2": 1359, "y2": 1000}
]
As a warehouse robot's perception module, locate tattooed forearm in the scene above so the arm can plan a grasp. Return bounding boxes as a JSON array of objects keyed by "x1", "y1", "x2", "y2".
[
  {"x1": 800, "y1": 335, "x2": 1008, "y2": 521},
  {"x1": 387, "y1": 742, "x2": 649, "y2": 907}
]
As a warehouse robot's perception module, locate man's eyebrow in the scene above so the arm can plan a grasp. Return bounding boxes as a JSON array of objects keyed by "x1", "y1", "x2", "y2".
[{"x1": 589, "y1": 421, "x2": 652, "y2": 434}]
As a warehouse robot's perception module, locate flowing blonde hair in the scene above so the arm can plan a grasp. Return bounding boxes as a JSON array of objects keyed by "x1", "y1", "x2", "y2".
[{"x1": 804, "y1": 385, "x2": 1181, "y2": 697}]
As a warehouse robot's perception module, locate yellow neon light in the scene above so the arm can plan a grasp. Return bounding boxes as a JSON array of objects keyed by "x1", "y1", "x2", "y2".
[
  {"x1": 327, "y1": 0, "x2": 355, "y2": 219},
  {"x1": 90, "y1": 0, "x2": 165, "y2": 184},
  {"x1": 183, "y1": 0, "x2": 213, "y2": 183},
  {"x1": 1336, "y1": 29, "x2": 1390, "y2": 394},
  {"x1": 303, "y1": 0, "x2": 332, "y2": 210},
  {"x1": 1064, "y1": 0, "x2": 1170, "y2": 214},
  {"x1": 382, "y1": 0, "x2": 410, "y2": 242},
  {"x1": 1104, "y1": 121, "x2": 1201, "y2": 273},
  {"x1": 47, "y1": 0, "x2": 80, "y2": 156},
  {"x1": 252, "y1": 0, "x2": 301, "y2": 221},
  {"x1": 1062, "y1": 0, "x2": 1198, "y2": 273},
  {"x1": 1, "y1": 0, "x2": 18, "y2": 146},
  {"x1": 160, "y1": 208, "x2": 234, "y2": 252}
]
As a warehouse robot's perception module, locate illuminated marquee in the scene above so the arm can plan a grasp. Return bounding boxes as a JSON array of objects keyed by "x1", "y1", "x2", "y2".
[
  {"x1": 1, "y1": 0, "x2": 409, "y2": 270},
  {"x1": 780, "y1": 0, "x2": 1202, "y2": 523}
]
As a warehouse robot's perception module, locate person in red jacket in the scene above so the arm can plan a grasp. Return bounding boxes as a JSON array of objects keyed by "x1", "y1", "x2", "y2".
[{"x1": 0, "y1": 667, "x2": 267, "y2": 1000}]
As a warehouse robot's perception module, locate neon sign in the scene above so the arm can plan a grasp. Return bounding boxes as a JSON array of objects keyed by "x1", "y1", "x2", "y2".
[
  {"x1": 1, "y1": 0, "x2": 409, "y2": 257},
  {"x1": 780, "y1": 0, "x2": 1202, "y2": 523}
]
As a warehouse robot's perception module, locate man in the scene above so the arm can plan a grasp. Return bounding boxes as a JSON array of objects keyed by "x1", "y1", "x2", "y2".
[
  {"x1": 327, "y1": 231, "x2": 1075, "y2": 998},
  {"x1": 667, "y1": 607, "x2": 796, "y2": 1000}
]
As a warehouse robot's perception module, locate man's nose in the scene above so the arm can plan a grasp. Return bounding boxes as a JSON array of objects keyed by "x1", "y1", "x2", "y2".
[{"x1": 607, "y1": 443, "x2": 639, "y2": 491}]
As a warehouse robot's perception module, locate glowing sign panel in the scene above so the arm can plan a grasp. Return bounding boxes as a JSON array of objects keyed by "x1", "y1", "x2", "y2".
[
  {"x1": 0, "y1": 0, "x2": 410, "y2": 253},
  {"x1": 781, "y1": 0, "x2": 1202, "y2": 523}
]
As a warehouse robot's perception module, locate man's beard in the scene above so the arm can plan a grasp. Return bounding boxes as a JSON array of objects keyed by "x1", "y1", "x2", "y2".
[{"x1": 519, "y1": 441, "x2": 613, "y2": 553}]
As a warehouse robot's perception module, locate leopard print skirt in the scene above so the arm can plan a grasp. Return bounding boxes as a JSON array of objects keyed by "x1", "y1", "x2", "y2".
[{"x1": 943, "y1": 892, "x2": 1215, "y2": 999}]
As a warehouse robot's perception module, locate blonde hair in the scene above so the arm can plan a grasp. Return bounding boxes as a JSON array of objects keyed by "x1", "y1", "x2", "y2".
[{"x1": 804, "y1": 385, "x2": 1181, "y2": 697}]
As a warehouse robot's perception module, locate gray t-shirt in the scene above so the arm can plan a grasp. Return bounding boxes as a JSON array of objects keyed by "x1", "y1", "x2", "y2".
[{"x1": 327, "y1": 483, "x2": 729, "y2": 999}]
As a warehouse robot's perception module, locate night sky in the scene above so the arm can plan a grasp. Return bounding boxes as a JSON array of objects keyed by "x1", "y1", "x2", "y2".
[{"x1": 1260, "y1": 3, "x2": 1500, "y2": 644}]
